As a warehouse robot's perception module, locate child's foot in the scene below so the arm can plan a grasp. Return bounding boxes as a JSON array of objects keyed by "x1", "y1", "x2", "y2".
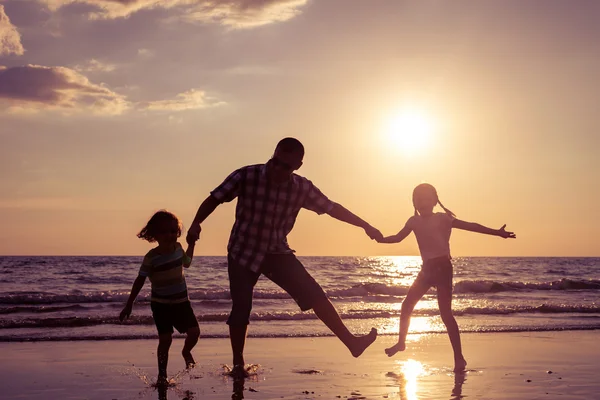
[
  {"x1": 182, "y1": 350, "x2": 196, "y2": 369},
  {"x1": 350, "y1": 328, "x2": 378, "y2": 358},
  {"x1": 385, "y1": 341, "x2": 406, "y2": 357},
  {"x1": 453, "y1": 358, "x2": 467, "y2": 373}
]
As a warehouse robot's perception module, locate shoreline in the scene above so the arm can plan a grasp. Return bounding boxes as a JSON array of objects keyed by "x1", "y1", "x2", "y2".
[
  {"x1": 1, "y1": 324, "x2": 600, "y2": 342},
  {"x1": 1, "y1": 331, "x2": 599, "y2": 399}
]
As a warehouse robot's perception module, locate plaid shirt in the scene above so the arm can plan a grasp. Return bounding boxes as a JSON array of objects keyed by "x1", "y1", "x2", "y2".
[{"x1": 211, "y1": 164, "x2": 335, "y2": 272}]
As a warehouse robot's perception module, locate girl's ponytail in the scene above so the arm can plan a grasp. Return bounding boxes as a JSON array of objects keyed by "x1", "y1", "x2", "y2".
[{"x1": 437, "y1": 200, "x2": 456, "y2": 218}]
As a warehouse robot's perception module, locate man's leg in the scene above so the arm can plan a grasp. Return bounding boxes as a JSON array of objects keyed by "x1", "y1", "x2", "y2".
[
  {"x1": 264, "y1": 254, "x2": 377, "y2": 358},
  {"x1": 227, "y1": 256, "x2": 260, "y2": 368},
  {"x1": 312, "y1": 297, "x2": 378, "y2": 357}
]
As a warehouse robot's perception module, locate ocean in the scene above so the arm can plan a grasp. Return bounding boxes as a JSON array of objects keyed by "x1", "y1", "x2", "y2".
[{"x1": 0, "y1": 256, "x2": 599, "y2": 342}]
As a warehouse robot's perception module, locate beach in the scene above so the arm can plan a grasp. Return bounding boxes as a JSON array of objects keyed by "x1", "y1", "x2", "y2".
[{"x1": 1, "y1": 330, "x2": 598, "y2": 399}]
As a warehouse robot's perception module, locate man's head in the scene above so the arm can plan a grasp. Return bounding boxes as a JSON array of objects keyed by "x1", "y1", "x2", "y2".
[{"x1": 267, "y1": 137, "x2": 304, "y2": 182}]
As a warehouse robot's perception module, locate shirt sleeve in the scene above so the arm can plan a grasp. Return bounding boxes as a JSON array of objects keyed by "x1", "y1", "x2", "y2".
[
  {"x1": 210, "y1": 168, "x2": 243, "y2": 203},
  {"x1": 138, "y1": 253, "x2": 153, "y2": 277},
  {"x1": 302, "y1": 180, "x2": 335, "y2": 215}
]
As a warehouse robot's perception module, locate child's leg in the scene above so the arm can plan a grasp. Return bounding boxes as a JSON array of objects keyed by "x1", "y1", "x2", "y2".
[
  {"x1": 182, "y1": 326, "x2": 200, "y2": 367},
  {"x1": 157, "y1": 332, "x2": 173, "y2": 382},
  {"x1": 386, "y1": 281, "x2": 430, "y2": 357},
  {"x1": 437, "y1": 286, "x2": 467, "y2": 371}
]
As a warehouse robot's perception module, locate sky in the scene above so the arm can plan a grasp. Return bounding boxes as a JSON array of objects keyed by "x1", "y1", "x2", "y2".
[{"x1": 1, "y1": 0, "x2": 599, "y2": 256}]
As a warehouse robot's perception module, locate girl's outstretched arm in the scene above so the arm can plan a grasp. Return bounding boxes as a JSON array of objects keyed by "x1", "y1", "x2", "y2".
[
  {"x1": 453, "y1": 220, "x2": 516, "y2": 238},
  {"x1": 377, "y1": 223, "x2": 413, "y2": 244}
]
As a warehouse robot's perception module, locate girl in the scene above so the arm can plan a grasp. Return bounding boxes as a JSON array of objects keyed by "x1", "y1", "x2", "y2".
[
  {"x1": 120, "y1": 210, "x2": 201, "y2": 386},
  {"x1": 377, "y1": 183, "x2": 515, "y2": 372}
]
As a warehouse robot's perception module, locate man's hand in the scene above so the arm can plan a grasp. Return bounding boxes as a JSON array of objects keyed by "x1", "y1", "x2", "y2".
[
  {"x1": 364, "y1": 225, "x2": 383, "y2": 241},
  {"x1": 186, "y1": 223, "x2": 202, "y2": 243},
  {"x1": 497, "y1": 224, "x2": 516, "y2": 239},
  {"x1": 119, "y1": 304, "x2": 132, "y2": 321}
]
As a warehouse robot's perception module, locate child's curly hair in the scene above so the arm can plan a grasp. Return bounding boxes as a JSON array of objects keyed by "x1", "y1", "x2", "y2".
[{"x1": 137, "y1": 210, "x2": 182, "y2": 243}]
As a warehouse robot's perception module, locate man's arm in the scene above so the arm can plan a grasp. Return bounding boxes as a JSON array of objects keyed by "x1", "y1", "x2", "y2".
[
  {"x1": 326, "y1": 203, "x2": 383, "y2": 241},
  {"x1": 119, "y1": 275, "x2": 146, "y2": 321},
  {"x1": 453, "y1": 220, "x2": 516, "y2": 238},
  {"x1": 187, "y1": 195, "x2": 220, "y2": 241}
]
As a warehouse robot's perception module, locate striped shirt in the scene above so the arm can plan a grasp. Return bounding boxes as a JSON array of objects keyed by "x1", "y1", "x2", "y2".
[
  {"x1": 138, "y1": 243, "x2": 192, "y2": 304},
  {"x1": 211, "y1": 164, "x2": 335, "y2": 272}
]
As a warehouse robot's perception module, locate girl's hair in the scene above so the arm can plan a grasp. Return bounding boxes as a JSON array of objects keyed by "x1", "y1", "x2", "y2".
[
  {"x1": 412, "y1": 183, "x2": 456, "y2": 218},
  {"x1": 137, "y1": 210, "x2": 182, "y2": 243}
]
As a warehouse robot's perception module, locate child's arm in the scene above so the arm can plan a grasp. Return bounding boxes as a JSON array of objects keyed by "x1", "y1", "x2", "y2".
[
  {"x1": 182, "y1": 227, "x2": 200, "y2": 268},
  {"x1": 377, "y1": 222, "x2": 413, "y2": 244},
  {"x1": 452, "y1": 220, "x2": 516, "y2": 238},
  {"x1": 119, "y1": 275, "x2": 146, "y2": 321}
]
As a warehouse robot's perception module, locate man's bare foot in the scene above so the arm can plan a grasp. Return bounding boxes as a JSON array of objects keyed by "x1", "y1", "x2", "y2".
[
  {"x1": 453, "y1": 358, "x2": 467, "y2": 373},
  {"x1": 156, "y1": 375, "x2": 169, "y2": 387},
  {"x1": 182, "y1": 350, "x2": 196, "y2": 369},
  {"x1": 350, "y1": 328, "x2": 378, "y2": 358},
  {"x1": 229, "y1": 364, "x2": 250, "y2": 379},
  {"x1": 384, "y1": 341, "x2": 406, "y2": 357}
]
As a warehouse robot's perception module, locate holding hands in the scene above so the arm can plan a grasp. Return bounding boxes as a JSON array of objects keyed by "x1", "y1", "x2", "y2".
[
  {"x1": 364, "y1": 225, "x2": 383, "y2": 242},
  {"x1": 186, "y1": 223, "x2": 202, "y2": 244}
]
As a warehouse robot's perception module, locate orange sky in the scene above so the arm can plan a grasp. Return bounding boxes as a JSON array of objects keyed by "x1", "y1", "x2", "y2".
[{"x1": 1, "y1": 1, "x2": 599, "y2": 256}]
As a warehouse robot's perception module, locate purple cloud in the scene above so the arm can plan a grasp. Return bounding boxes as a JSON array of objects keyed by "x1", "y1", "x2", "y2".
[
  {"x1": 39, "y1": 0, "x2": 308, "y2": 28},
  {"x1": 0, "y1": 64, "x2": 223, "y2": 115},
  {"x1": 0, "y1": 64, "x2": 128, "y2": 114},
  {"x1": 0, "y1": 4, "x2": 24, "y2": 55}
]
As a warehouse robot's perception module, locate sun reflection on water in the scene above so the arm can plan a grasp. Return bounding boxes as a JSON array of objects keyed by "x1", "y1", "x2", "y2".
[{"x1": 387, "y1": 359, "x2": 427, "y2": 400}]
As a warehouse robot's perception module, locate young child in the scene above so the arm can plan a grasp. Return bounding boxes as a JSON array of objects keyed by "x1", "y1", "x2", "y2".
[
  {"x1": 120, "y1": 210, "x2": 201, "y2": 386},
  {"x1": 377, "y1": 183, "x2": 515, "y2": 372}
]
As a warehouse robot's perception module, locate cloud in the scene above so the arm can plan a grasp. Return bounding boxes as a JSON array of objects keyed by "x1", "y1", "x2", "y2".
[
  {"x1": 74, "y1": 59, "x2": 117, "y2": 73},
  {"x1": 184, "y1": 0, "x2": 308, "y2": 28},
  {"x1": 38, "y1": 0, "x2": 308, "y2": 28},
  {"x1": 0, "y1": 64, "x2": 128, "y2": 114},
  {"x1": 0, "y1": 65, "x2": 222, "y2": 115},
  {"x1": 139, "y1": 89, "x2": 223, "y2": 111},
  {"x1": 0, "y1": 4, "x2": 25, "y2": 55}
]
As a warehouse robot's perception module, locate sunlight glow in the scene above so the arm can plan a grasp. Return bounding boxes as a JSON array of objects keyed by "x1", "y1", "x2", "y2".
[
  {"x1": 397, "y1": 359, "x2": 426, "y2": 400},
  {"x1": 383, "y1": 108, "x2": 435, "y2": 155}
]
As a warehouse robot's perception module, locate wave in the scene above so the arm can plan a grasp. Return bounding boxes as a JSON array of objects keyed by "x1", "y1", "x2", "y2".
[
  {"x1": 2, "y1": 304, "x2": 600, "y2": 329},
  {"x1": 1, "y1": 325, "x2": 600, "y2": 342},
  {"x1": 1, "y1": 278, "x2": 599, "y2": 305},
  {"x1": 454, "y1": 279, "x2": 600, "y2": 293}
]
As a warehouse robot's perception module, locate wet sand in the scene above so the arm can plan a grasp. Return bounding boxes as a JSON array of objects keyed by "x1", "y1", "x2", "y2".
[{"x1": 0, "y1": 330, "x2": 598, "y2": 399}]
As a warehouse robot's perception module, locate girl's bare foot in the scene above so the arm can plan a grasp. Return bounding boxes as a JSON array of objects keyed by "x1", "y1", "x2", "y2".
[
  {"x1": 385, "y1": 341, "x2": 406, "y2": 357},
  {"x1": 350, "y1": 328, "x2": 378, "y2": 358},
  {"x1": 453, "y1": 358, "x2": 467, "y2": 372},
  {"x1": 182, "y1": 350, "x2": 196, "y2": 368}
]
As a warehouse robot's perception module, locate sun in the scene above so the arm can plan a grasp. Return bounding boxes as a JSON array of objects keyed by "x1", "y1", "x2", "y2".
[{"x1": 383, "y1": 108, "x2": 435, "y2": 155}]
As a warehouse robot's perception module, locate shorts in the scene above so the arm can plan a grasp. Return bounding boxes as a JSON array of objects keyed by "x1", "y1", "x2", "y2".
[
  {"x1": 414, "y1": 256, "x2": 453, "y2": 290},
  {"x1": 227, "y1": 253, "x2": 328, "y2": 326},
  {"x1": 150, "y1": 301, "x2": 199, "y2": 335}
]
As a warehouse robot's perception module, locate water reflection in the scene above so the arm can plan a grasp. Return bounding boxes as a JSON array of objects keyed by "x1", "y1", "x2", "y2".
[
  {"x1": 451, "y1": 371, "x2": 466, "y2": 400},
  {"x1": 387, "y1": 359, "x2": 425, "y2": 400},
  {"x1": 387, "y1": 360, "x2": 467, "y2": 400}
]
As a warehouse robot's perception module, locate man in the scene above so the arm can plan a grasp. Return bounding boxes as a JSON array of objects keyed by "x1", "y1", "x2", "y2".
[{"x1": 187, "y1": 138, "x2": 382, "y2": 376}]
